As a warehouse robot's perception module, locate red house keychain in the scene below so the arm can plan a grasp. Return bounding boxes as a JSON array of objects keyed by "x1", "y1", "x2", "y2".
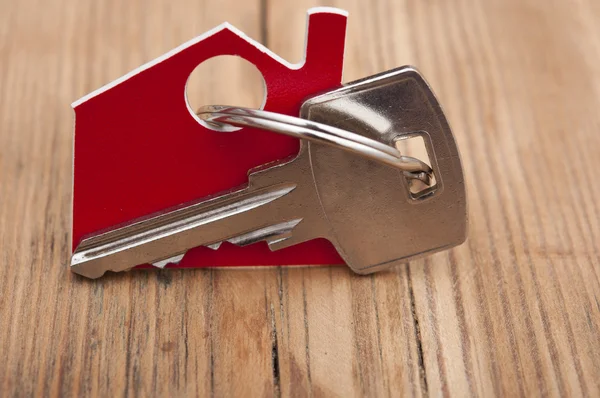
[
  {"x1": 71, "y1": 8, "x2": 467, "y2": 278},
  {"x1": 72, "y1": 8, "x2": 349, "y2": 269}
]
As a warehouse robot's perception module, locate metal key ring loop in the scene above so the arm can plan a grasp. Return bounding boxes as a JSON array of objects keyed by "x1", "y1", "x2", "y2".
[{"x1": 196, "y1": 105, "x2": 434, "y2": 183}]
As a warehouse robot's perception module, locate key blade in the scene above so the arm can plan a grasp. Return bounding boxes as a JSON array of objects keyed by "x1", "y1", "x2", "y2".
[{"x1": 71, "y1": 182, "x2": 299, "y2": 278}]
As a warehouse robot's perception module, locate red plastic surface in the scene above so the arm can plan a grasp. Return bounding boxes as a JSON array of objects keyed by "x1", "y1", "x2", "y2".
[{"x1": 72, "y1": 8, "x2": 347, "y2": 268}]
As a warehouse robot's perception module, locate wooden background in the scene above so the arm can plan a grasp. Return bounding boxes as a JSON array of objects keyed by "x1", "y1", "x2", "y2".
[{"x1": 1, "y1": 0, "x2": 600, "y2": 396}]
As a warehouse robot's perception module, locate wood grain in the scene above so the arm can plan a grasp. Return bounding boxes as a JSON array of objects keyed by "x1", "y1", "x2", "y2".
[{"x1": 1, "y1": 0, "x2": 600, "y2": 396}]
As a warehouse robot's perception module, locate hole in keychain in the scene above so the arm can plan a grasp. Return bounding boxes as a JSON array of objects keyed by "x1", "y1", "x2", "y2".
[{"x1": 185, "y1": 55, "x2": 267, "y2": 132}]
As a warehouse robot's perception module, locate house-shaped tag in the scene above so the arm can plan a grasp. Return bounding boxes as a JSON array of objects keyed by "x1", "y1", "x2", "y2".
[{"x1": 72, "y1": 8, "x2": 348, "y2": 268}]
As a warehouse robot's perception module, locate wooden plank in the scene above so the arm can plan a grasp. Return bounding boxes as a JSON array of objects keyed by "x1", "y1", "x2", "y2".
[
  {"x1": 0, "y1": 0, "x2": 265, "y2": 396},
  {"x1": 1, "y1": 0, "x2": 600, "y2": 396},
  {"x1": 402, "y1": 0, "x2": 600, "y2": 396}
]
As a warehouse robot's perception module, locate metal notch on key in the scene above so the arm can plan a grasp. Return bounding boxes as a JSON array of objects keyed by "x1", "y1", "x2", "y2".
[{"x1": 70, "y1": 66, "x2": 467, "y2": 278}]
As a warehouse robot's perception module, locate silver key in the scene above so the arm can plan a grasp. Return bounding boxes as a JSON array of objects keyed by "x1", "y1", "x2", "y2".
[{"x1": 70, "y1": 66, "x2": 467, "y2": 278}]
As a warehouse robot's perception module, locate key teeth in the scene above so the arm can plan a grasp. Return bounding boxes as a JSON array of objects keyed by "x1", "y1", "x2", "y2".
[
  {"x1": 206, "y1": 242, "x2": 222, "y2": 250},
  {"x1": 266, "y1": 232, "x2": 293, "y2": 246},
  {"x1": 266, "y1": 219, "x2": 316, "y2": 251},
  {"x1": 152, "y1": 253, "x2": 185, "y2": 269},
  {"x1": 200, "y1": 219, "x2": 303, "y2": 250},
  {"x1": 227, "y1": 219, "x2": 302, "y2": 247},
  {"x1": 151, "y1": 220, "x2": 303, "y2": 268}
]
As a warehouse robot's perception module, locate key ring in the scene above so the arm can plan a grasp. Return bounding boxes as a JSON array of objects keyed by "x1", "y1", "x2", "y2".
[{"x1": 196, "y1": 105, "x2": 434, "y2": 185}]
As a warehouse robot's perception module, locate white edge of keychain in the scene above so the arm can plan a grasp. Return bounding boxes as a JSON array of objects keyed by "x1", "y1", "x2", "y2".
[{"x1": 68, "y1": 6, "x2": 349, "y2": 255}]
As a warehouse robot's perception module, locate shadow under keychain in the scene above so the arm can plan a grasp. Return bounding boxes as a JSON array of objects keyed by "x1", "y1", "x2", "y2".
[{"x1": 70, "y1": 7, "x2": 467, "y2": 278}]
